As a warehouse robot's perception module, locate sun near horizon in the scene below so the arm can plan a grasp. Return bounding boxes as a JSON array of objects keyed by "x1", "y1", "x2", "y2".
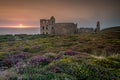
[
  {"x1": 0, "y1": 24, "x2": 34, "y2": 28},
  {"x1": 17, "y1": 24, "x2": 23, "y2": 28},
  {"x1": 15, "y1": 24, "x2": 34, "y2": 28}
]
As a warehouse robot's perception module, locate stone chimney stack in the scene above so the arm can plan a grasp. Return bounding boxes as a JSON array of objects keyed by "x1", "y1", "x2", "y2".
[
  {"x1": 96, "y1": 21, "x2": 100, "y2": 32},
  {"x1": 50, "y1": 16, "x2": 55, "y2": 25}
]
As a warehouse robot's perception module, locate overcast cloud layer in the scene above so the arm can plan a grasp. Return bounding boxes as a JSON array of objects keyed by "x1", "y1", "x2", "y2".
[{"x1": 0, "y1": 0, "x2": 120, "y2": 29}]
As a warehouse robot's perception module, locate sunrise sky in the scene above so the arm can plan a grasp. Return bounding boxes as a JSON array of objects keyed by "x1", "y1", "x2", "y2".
[{"x1": 0, "y1": 0, "x2": 120, "y2": 29}]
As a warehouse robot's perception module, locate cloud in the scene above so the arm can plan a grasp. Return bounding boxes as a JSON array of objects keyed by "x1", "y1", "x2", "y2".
[{"x1": 0, "y1": 0, "x2": 120, "y2": 28}]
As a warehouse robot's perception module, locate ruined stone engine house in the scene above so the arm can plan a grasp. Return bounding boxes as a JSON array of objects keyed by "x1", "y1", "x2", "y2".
[{"x1": 40, "y1": 16, "x2": 100, "y2": 35}]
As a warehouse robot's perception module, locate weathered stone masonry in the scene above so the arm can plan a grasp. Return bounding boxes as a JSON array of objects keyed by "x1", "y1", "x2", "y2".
[{"x1": 40, "y1": 16, "x2": 100, "y2": 35}]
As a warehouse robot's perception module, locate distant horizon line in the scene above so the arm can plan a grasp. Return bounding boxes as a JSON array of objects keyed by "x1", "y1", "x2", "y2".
[
  {"x1": 0, "y1": 25, "x2": 119, "y2": 29},
  {"x1": 0, "y1": 27, "x2": 40, "y2": 29}
]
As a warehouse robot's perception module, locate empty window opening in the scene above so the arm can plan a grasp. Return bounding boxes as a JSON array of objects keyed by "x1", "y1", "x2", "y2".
[
  {"x1": 46, "y1": 26, "x2": 48, "y2": 30},
  {"x1": 43, "y1": 26, "x2": 44, "y2": 30},
  {"x1": 52, "y1": 27, "x2": 54, "y2": 29}
]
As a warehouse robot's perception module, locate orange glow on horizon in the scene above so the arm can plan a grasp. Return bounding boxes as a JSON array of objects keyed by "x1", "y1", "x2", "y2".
[
  {"x1": 0, "y1": 24, "x2": 34, "y2": 28},
  {"x1": 17, "y1": 24, "x2": 23, "y2": 28}
]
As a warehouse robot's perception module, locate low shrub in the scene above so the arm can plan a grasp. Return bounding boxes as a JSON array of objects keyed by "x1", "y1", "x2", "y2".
[
  {"x1": 107, "y1": 54, "x2": 120, "y2": 62},
  {"x1": 0, "y1": 52, "x2": 30, "y2": 67},
  {"x1": 44, "y1": 53, "x2": 56, "y2": 61},
  {"x1": 93, "y1": 54, "x2": 120, "y2": 69},
  {"x1": 94, "y1": 58, "x2": 120, "y2": 69},
  {"x1": 47, "y1": 56, "x2": 118, "y2": 80},
  {"x1": 9, "y1": 77, "x2": 18, "y2": 80},
  {"x1": 64, "y1": 51, "x2": 77, "y2": 56},
  {"x1": 28, "y1": 55, "x2": 50, "y2": 66}
]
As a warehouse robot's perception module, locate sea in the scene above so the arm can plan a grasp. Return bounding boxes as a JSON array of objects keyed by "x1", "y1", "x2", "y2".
[{"x1": 0, "y1": 28, "x2": 40, "y2": 35}]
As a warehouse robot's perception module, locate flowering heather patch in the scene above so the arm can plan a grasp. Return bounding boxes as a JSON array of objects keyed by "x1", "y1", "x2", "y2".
[
  {"x1": 12, "y1": 52, "x2": 30, "y2": 59},
  {"x1": 29, "y1": 55, "x2": 50, "y2": 66},
  {"x1": 0, "y1": 52, "x2": 30, "y2": 67}
]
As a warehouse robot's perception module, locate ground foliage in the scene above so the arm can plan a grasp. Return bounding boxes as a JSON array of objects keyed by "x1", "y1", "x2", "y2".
[{"x1": 0, "y1": 27, "x2": 120, "y2": 80}]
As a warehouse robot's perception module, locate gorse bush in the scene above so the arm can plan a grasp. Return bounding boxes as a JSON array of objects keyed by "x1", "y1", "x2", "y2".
[
  {"x1": 93, "y1": 54, "x2": 120, "y2": 69},
  {"x1": 48, "y1": 56, "x2": 117, "y2": 80}
]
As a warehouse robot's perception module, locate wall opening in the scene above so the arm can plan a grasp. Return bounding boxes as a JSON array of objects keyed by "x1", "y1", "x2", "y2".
[
  {"x1": 46, "y1": 26, "x2": 48, "y2": 30},
  {"x1": 52, "y1": 27, "x2": 54, "y2": 29},
  {"x1": 43, "y1": 26, "x2": 44, "y2": 30}
]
